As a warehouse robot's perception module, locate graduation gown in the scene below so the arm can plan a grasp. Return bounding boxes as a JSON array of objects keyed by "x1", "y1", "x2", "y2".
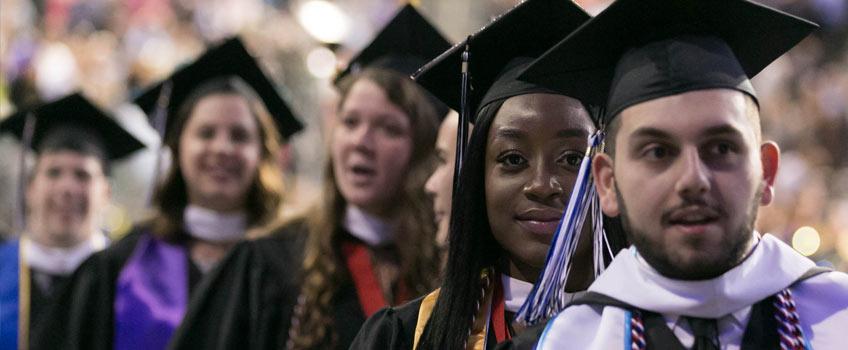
[
  {"x1": 352, "y1": 274, "x2": 547, "y2": 350},
  {"x1": 31, "y1": 226, "x2": 203, "y2": 350},
  {"x1": 536, "y1": 234, "x2": 848, "y2": 349},
  {"x1": 170, "y1": 221, "x2": 411, "y2": 350},
  {"x1": 0, "y1": 238, "x2": 96, "y2": 350},
  {"x1": 168, "y1": 222, "x2": 307, "y2": 350}
]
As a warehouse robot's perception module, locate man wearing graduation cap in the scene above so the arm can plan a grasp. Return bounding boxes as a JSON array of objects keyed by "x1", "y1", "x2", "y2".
[
  {"x1": 515, "y1": 0, "x2": 848, "y2": 348},
  {"x1": 0, "y1": 93, "x2": 145, "y2": 349}
]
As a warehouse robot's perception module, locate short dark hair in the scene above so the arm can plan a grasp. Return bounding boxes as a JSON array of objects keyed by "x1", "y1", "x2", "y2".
[{"x1": 36, "y1": 126, "x2": 110, "y2": 175}]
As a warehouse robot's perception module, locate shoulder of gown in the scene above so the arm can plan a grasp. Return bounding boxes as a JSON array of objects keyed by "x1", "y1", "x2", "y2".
[
  {"x1": 349, "y1": 294, "x2": 425, "y2": 350},
  {"x1": 493, "y1": 323, "x2": 547, "y2": 350},
  {"x1": 30, "y1": 225, "x2": 149, "y2": 350},
  {"x1": 168, "y1": 220, "x2": 308, "y2": 350}
]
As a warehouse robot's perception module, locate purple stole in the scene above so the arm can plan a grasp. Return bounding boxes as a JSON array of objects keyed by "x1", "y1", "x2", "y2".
[{"x1": 114, "y1": 233, "x2": 188, "y2": 350}]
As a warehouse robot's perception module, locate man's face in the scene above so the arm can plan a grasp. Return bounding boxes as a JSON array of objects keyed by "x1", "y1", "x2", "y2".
[
  {"x1": 593, "y1": 89, "x2": 779, "y2": 280},
  {"x1": 26, "y1": 151, "x2": 111, "y2": 247}
]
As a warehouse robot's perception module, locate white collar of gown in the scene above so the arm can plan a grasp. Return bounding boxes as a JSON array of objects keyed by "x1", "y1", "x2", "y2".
[
  {"x1": 589, "y1": 232, "x2": 815, "y2": 318},
  {"x1": 183, "y1": 204, "x2": 247, "y2": 243},
  {"x1": 502, "y1": 274, "x2": 534, "y2": 313},
  {"x1": 23, "y1": 232, "x2": 108, "y2": 275},
  {"x1": 343, "y1": 205, "x2": 394, "y2": 246}
]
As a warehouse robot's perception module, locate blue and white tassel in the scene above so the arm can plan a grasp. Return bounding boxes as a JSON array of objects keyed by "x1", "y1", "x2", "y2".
[{"x1": 514, "y1": 130, "x2": 611, "y2": 326}]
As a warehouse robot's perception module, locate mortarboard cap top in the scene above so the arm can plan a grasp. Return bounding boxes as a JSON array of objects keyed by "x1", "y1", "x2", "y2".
[
  {"x1": 134, "y1": 37, "x2": 304, "y2": 140},
  {"x1": 519, "y1": 0, "x2": 818, "y2": 121},
  {"x1": 0, "y1": 92, "x2": 145, "y2": 161},
  {"x1": 413, "y1": 0, "x2": 592, "y2": 122},
  {"x1": 334, "y1": 4, "x2": 452, "y2": 86}
]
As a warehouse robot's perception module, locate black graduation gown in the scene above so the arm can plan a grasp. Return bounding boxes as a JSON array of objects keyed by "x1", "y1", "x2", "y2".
[
  {"x1": 350, "y1": 296, "x2": 514, "y2": 350},
  {"x1": 168, "y1": 222, "x2": 307, "y2": 350},
  {"x1": 27, "y1": 270, "x2": 70, "y2": 339},
  {"x1": 169, "y1": 223, "x2": 400, "y2": 350},
  {"x1": 30, "y1": 226, "x2": 202, "y2": 350},
  {"x1": 349, "y1": 296, "x2": 422, "y2": 349}
]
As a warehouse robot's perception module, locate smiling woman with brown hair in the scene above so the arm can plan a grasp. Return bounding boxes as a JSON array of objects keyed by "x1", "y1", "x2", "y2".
[{"x1": 33, "y1": 37, "x2": 302, "y2": 350}]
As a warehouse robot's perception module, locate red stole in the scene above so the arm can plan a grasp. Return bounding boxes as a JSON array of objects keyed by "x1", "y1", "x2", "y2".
[{"x1": 341, "y1": 240, "x2": 410, "y2": 317}]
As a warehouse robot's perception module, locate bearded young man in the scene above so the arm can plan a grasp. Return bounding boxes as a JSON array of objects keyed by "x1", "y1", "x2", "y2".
[{"x1": 511, "y1": 0, "x2": 848, "y2": 349}]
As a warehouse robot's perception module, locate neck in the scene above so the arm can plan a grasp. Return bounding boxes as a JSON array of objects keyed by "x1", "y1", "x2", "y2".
[
  {"x1": 505, "y1": 257, "x2": 540, "y2": 284},
  {"x1": 26, "y1": 225, "x2": 90, "y2": 249}
]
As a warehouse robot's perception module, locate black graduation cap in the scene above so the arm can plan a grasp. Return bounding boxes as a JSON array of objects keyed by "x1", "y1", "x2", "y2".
[
  {"x1": 133, "y1": 37, "x2": 304, "y2": 140},
  {"x1": 413, "y1": 0, "x2": 592, "y2": 122},
  {"x1": 333, "y1": 4, "x2": 452, "y2": 86},
  {"x1": 519, "y1": 0, "x2": 819, "y2": 121},
  {"x1": 0, "y1": 92, "x2": 145, "y2": 160}
]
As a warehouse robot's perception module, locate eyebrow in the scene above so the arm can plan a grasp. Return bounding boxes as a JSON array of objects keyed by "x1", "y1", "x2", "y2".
[
  {"x1": 629, "y1": 127, "x2": 673, "y2": 141},
  {"x1": 495, "y1": 127, "x2": 525, "y2": 140},
  {"x1": 494, "y1": 127, "x2": 589, "y2": 140},
  {"x1": 699, "y1": 124, "x2": 745, "y2": 139}
]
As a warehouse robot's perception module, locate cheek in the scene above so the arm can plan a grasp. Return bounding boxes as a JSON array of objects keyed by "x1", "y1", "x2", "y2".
[
  {"x1": 378, "y1": 138, "x2": 413, "y2": 179},
  {"x1": 242, "y1": 144, "x2": 262, "y2": 173},
  {"x1": 330, "y1": 130, "x2": 349, "y2": 167},
  {"x1": 179, "y1": 139, "x2": 202, "y2": 175}
]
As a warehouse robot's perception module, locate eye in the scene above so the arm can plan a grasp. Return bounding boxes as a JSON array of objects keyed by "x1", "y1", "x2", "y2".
[
  {"x1": 709, "y1": 141, "x2": 736, "y2": 156},
  {"x1": 497, "y1": 152, "x2": 527, "y2": 169},
  {"x1": 45, "y1": 167, "x2": 61, "y2": 178},
  {"x1": 434, "y1": 151, "x2": 447, "y2": 165},
  {"x1": 230, "y1": 127, "x2": 252, "y2": 143},
  {"x1": 74, "y1": 169, "x2": 92, "y2": 182},
  {"x1": 642, "y1": 144, "x2": 671, "y2": 160},
  {"x1": 559, "y1": 151, "x2": 584, "y2": 168},
  {"x1": 340, "y1": 115, "x2": 358, "y2": 129},
  {"x1": 197, "y1": 126, "x2": 215, "y2": 139},
  {"x1": 381, "y1": 123, "x2": 405, "y2": 137}
]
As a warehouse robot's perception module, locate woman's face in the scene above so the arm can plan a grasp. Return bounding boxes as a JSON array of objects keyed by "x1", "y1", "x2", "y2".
[
  {"x1": 484, "y1": 93, "x2": 595, "y2": 280},
  {"x1": 332, "y1": 78, "x2": 413, "y2": 216},
  {"x1": 179, "y1": 93, "x2": 262, "y2": 212}
]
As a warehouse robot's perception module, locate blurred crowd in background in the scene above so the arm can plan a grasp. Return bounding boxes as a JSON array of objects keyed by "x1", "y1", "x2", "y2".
[{"x1": 1, "y1": 0, "x2": 846, "y2": 271}]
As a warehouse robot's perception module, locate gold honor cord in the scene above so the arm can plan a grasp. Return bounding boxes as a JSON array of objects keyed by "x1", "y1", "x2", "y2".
[{"x1": 18, "y1": 240, "x2": 31, "y2": 350}]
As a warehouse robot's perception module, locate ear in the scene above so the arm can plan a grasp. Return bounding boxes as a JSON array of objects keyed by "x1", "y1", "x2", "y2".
[
  {"x1": 759, "y1": 141, "x2": 780, "y2": 206},
  {"x1": 592, "y1": 153, "x2": 620, "y2": 216}
]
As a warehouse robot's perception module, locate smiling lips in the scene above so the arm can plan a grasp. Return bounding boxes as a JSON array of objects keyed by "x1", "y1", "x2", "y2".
[
  {"x1": 516, "y1": 209, "x2": 563, "y2": 237},
  {"x1": 203, "y1": 162, "x2": 241, "y2": 182}
]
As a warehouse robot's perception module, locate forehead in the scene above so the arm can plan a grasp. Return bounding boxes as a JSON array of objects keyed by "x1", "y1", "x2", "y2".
[
  {"x1": 36, "y1": 151, "x2": 105, "y2": 173},
  {"x1": 189, "y1": 93, "x2": 255, "y2": 125},
  {"x1": 617, "y1": 89, "x2": 756, "y2": 141},
  {"x1": 491, "y1": 93, "x2": 594, "y2": 132},
  {"x1": 340, "y1": 78, "x2": 408, "y2": 121}
]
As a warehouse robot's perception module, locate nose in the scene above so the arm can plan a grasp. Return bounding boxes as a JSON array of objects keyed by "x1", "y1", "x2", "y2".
[
  {"x1": 425, "y1": 167, "x2": 443, "y2": 198},
  {"x1": 350, "y1": 123, "x2": 376, "y2": 156},
  {"x1": 211, "y1": 133, "x2": 235, "y2": 154},
  {"x1": 523, "y1": 160, "x2": 563, "y2": 203},
  {"x1": 674, "y1": 148, "x2": 711, "y2": 200}
]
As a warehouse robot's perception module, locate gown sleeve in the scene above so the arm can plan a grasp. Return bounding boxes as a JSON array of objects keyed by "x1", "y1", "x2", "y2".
[
  {"x1": 168, "y1": 224, "x2": 307, "y2": 350},
  {"x1": 349, "y1": 297, "x2": 423, "y2": 350}
]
